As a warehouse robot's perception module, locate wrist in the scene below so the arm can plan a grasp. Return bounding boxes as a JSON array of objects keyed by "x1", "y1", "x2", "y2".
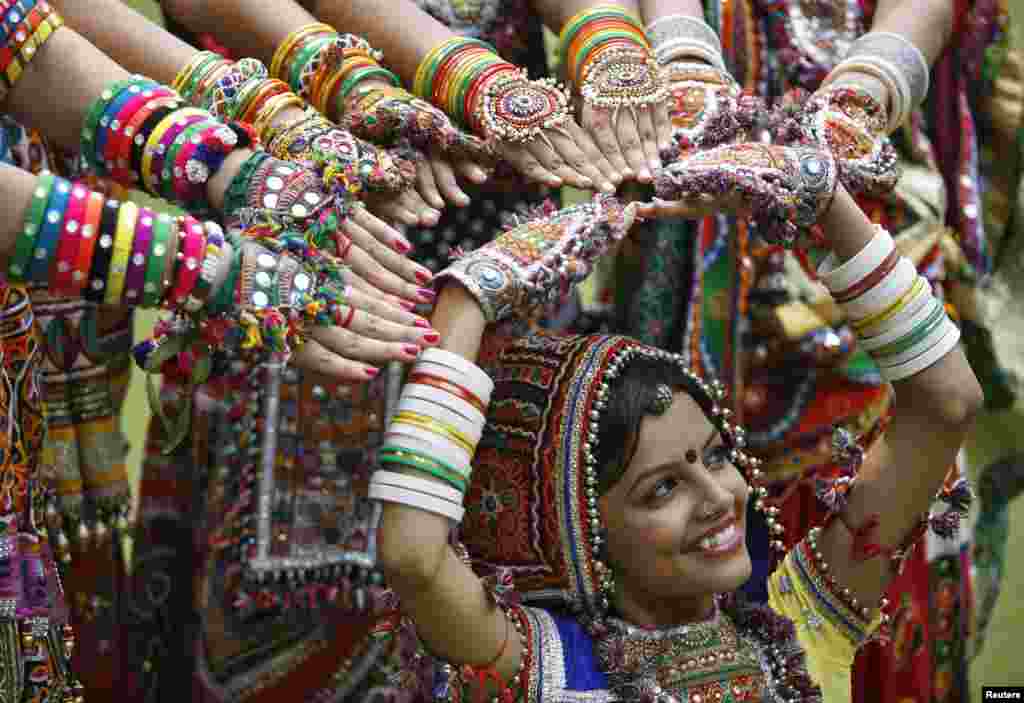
[
  {"x1": 430, "y1": 283, "x2": 486, "y2": 362},
  {"x1": 206, "y1": 148, "x2": 254, "y2": 212},
  {"x1": 819, "y1": 184, "x2": 878, "y2": 262}
]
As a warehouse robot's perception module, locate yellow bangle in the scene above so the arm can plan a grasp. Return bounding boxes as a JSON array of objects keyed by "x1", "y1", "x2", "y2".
[
  {"x1": 254, "y1": 94, "x2": 306, "y2": 141},
  {"x1": 852, "y1": 276, "x2": 926, "y2": 334},
  {"x1": 141, "y1": 107, "x2": 206, "y2": 194},
  {"x1": 391, "y1": 411, "x2": 476, "y2": 456},
  {"x1": 105, "y1": 201, "x2": 139, "y2": 305},
  {"x1": 271, "y1": 22, "x2": 336, "y2": 80}
]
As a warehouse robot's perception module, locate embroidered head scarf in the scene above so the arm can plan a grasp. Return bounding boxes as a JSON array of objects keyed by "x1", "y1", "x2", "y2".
[{"x1": 460, "y1": 332, "x2": 767, "y2": 615}]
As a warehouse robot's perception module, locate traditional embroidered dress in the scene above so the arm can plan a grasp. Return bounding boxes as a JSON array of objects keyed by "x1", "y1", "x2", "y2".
[
  {"x1": 569, "y1": 3, "x2": 1009, "y2": 702},
  {"x1": 378, "y1": 332, "x2": 887, "y2": 703}
]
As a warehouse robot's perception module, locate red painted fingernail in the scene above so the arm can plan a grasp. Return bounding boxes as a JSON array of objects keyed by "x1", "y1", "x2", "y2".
[
  {"x1": 365, "y1": 367, "x2": 379, "y2": 378},
  {"x1": 394, "y1": 239, "x2": 412, "y2": 253},
  {"x1": 404, "y1": 344, "x2": 422, "y2": 357},
  {"x1": 415, "y1": 270, "x2": 433, "y2": 285},
  {"x1": 400, "y1": 299, "x2": 418, "y2": 312},
  {"x1": 423, "y1": 332, "x2": 440, "y2": 344},
  {"x1": 417, "y1": 288, "x2": 436, "y2": 302},
  {"x1": 414, "y1": 318, "x2": 431, "y2": 328}
]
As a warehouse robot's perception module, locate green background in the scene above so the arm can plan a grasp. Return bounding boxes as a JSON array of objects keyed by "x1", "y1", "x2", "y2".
[{"x1": 118, "y1": 0, "x2": 1024, "y2": 690}]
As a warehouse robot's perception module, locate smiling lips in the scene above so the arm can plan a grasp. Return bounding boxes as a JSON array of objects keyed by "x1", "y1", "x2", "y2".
[{"x1": 692, "y1": 520, "x2": 743, "y2": 557}]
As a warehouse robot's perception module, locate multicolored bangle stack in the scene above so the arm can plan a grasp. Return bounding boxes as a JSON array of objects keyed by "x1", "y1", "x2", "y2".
[
  {"x1": 823, "y1": 31, "x2": 930, "y2": 133},
  {"x1": 414, "y1": 36, "x2": 570, "y2": 146},
  {"x1": 560, "y1": 5, "x2": 665, "y2": 118},
  {"x1": 270, "y1": 22, "x2": 399, "y2": 124},
  {"x1": 80, "y1": 75, "x2": 255, "y2": 215},
  {"x1": 819, "y1": 226, "x2": 960, "y2": 381},
  {"x1": 8, "y1": 171, "x2": 230, "y2": 312},
  {"x1": 174, "y1": 51, "x2": 409, "y2": 194},
  {"x1": 370, "y1": 348, "x2": 494, "y2": 523},
  {"x1": 0, "y1": 0, "x2": 64, "y2": 103}
]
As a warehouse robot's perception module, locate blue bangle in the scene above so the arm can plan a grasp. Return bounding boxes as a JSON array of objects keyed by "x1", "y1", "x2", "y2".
[
  {"x1": 27, "y1": 176, "x2": 71, "y2": 283},
  {"x1": 94, "y1": 79, "x2": 160, "y2": 175}
]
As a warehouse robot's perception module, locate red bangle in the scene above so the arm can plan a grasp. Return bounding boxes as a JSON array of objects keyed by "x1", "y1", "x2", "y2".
[
  {"x1": 51, "y1": 181, "x2": 90, "y2": 293},
  {"x1": 834, "y1": 249, "x2": 900, "y2": 304},
  {"x1": 168, "y1": 216, "x2": 206, "y2": 307},
  {"x1": 407, "y1": 372, "x2": 486, "y2": 415},
  {"x1": 111, "y1": 92, "x2": 179, "y2": 184}
]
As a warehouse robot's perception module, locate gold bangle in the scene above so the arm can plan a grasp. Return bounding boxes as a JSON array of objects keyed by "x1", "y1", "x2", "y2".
[{"x1": 271, "y1": 22, "x2": 336, "y2": 80}]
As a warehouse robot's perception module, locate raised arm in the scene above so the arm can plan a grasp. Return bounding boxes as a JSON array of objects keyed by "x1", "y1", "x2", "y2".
[{"x1": 813, "y1": 186, "x2": 982, "y2": 608}]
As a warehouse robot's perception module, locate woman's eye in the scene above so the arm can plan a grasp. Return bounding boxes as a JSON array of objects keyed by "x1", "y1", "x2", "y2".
[
  {"x1": 650, "y1": 477, "x2": 679, "y2": 501},
  {"x1": 704, "y1": 445, "x2": 730, "y2": 469}
]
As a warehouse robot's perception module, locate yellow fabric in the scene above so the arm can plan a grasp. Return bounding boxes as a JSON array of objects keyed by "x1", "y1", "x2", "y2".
[{"x1": 768, "y1": 540, "x2": 883, "y2": 702}]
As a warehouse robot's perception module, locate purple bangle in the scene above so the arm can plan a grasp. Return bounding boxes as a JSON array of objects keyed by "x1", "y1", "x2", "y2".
[
  {"x1": 146, "y1": 113, "x2": 206, "y2": 195},
  {"x1": 172, "y1": 121, "x2": 218, "y2": 202},
  {"x1": 122, "y1": 205, "x2": 154, "y2": 304}
]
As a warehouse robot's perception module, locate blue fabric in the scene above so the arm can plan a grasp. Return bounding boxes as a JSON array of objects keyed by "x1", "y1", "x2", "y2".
[
  {"x1": 552, "y1": 611, "x2": 609, "y2": 691},
  {"x1": 741, "y1": 499, "x2": 771, "y2": 603}
]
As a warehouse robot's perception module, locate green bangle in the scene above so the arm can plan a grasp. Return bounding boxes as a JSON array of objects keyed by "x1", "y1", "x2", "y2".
[
  {"x1": 379, "y1": 444, "x2": 470, "y2": 480},
  {"x1": 222, "y1": 151, "x2": 270, "y2": 219},
  {"x1": 560, "y1": 7, "x2": 640, "y2": 52},
  {"x1": 573, "y1": 30, "x2": 646, "y2": 79},
  {"x1": 340, "y1": 66, "x2": 398, "y2": 100},
  {"x1": 873, "y1": 304, "x2": 946, "y2": 358},
  {"x1": 161, "y1": 119, "x2": 212, "y2": 201},
  {"x1": 143, "y1": 212, "x2": 174, "y2": 307},
  {"x1": 378, "y1": 450, "x2": 469, "y2": 492},
  {"x1": 179, "y1": 53, "x2": 224, "y2": 104},
  {"x1": 289, "y1": 35, "x2": 333, "y2": 94},
  {"x1": 9, "y1": 172, "x2": 55, "y2": 282},
  {"x1": 208, "y1": 241, "x2": 240, "y2": 315},
  {"x1": 415, "y1": 37, "x2": 492, "y2": 99},
  {"x1": 81, "y1": 78, "x2": 137, "y2": 171}
]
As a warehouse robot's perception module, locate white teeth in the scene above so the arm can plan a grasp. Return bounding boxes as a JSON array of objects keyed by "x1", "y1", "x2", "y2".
[{"x1": 698, "y1": 523, "x2": 738, "y2": 552}]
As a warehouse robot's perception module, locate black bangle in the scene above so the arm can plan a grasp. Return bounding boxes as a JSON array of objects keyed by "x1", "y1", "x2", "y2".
[
  {"x1": 131, "y1": 105, "x2": 178, "y2": 178},
  {"x1": 85, "y1": 198, "x2": 120, "y2": 304}
]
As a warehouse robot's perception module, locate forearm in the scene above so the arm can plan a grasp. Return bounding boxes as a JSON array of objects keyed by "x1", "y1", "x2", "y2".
[
  {"x1": 530, "y1": 0, "x2": 640, "y2": 33},
  {"x1": 308, "y1": 0, "x2": 453, "y2": 83},
  {"x1": 638, "y1": 0, "x2": 705, "y2": 22},
  {"x1": 871, "y1": 0, "x2": 953, "y2": 65},
  {"x1": 162, "y1": 0, "x2": 317, "y2": 68},
  {"x1": 815, "y1": 187, "x2": 982, "y2": 606}
]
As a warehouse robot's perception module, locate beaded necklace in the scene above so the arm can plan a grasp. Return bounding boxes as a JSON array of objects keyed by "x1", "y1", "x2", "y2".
[{"x1": 582, "y1": 594, "x2": 822, "y2": 703}]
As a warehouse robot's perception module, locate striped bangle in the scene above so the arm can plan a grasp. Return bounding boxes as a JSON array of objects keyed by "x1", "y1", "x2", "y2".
[
  {"x1": 818, "y1": 224, "x2": 894, "y2": 294},
  {"x1": 397, "y1": 396, "x2": 483, "y2": 445},
  {"x1": 391, "y1": 410, "x2": 476, "y2": 456},
  {"x1": 384, "y1": 425, "x2": 472, "y2": 474},
  {"x1": 850, "y1": 273, "x2": 925, "y2": 334},
  {"x1": 857, "y1": 285, "x2": 934, "y2": 351},
  {"x1": 406, "y1": 372, "x2": 486, "y2": 416},
  {"x1": 27, "y1": 175, "x2": 70, "y2": 283},
  {"x1": 378, "y1": 447, "x2": 468, "y2": 492},
  {"x1": 8, "y1": 170, "x2": 54, "y2": 282},
  {"x1": 104, "y1": 199, "x2": 139, "y2": 305},
  {"x1": 372, "y1": 469, "x2": 465, "y2": 505},
  {"x1": 877, "y1": 320, "x2": 960, "y2": 382}
]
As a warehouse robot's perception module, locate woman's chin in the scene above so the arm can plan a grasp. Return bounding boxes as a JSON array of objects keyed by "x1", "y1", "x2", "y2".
[{"x1": 687, "y1": 542, "x2": 753, "y2": 593}]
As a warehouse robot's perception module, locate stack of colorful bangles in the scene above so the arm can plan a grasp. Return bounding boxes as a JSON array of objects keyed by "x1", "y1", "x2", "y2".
[
  {"x1": 0, "y1": 0, "x2": 64, "y2": 103},
  {"x1": 80, "y1": 75, "x2": 256, "y2": 215},
  {"x1": 819, "y1": 225, "x2": 960, "y2": 381},
  {"x1": 370, "y1": 348, "x2": 494, "y2": 523},
  {"x1": 414, "y1": 36, "x2": 570, "y2": 144},
  {"x1": 271, "y1": 22, "x2": 400, "y2": 123},
  {"x1": 7, "y1": 172, "x2": 231, "y2": 313},
  {"x1": 560, "y1": 4, "x2": 665, "y2": 113}
]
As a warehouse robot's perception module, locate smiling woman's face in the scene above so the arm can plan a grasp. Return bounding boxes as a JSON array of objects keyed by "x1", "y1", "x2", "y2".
[{"x1": 599, "y1": 391, "x2": 752, "y2": 627}]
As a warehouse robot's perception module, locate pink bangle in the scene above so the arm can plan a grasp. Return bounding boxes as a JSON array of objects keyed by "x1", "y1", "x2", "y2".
[
  {"x1": 122, "y1": 205, "x2": 155, "y2": 304},
  {"x1": 51, "y1": 181, "x2": 90, "y2": 294},
  {"x1": 105, "y1": 91, "x2": 156, "y2": 175},
  {"x1": 112, "y1": 91, "x2": 179, "y2": 184},
  {"x1": 145, "y1": 112, "x2": 206, "y2": 195},
  {"x1": 169, "y1": 216, "x2": 206, "y2": 307}
]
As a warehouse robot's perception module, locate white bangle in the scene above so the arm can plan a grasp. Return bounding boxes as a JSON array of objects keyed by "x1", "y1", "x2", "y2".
[
  {"x1": 857, "y1": 291, "x2": 937, "y2": 351},
  {"x1": 877, "y1": 320, "x2": 960, "y2": 382},
  {"x1": 869, "y1": 309, "x2": 950, "y2": 367},
  {"x1": 396, "y1": 396, "x2": 484, "y2": 445},
  {"x1": 368, "y1": 481, "x2": 465, "y2": 523},
  {"x1": 654, "y1": 39, "x2": 727, "y2": 70},
  {"x1": 384, "y1": 426, "x2": 473, "y2": 474},
  {"x1": 417, "y1": 348, "x2": 494, "y2": 401},
  {"x1": 826, "y1": 57, "x2": 911, "y2": 132},
  {"x1": 818, "y1": 224, "x2": 894, "y2": 294},
  {"x1": 372, "y1": 470, "x2": 464, "y2": 505},
  {"x1": 846, "y1": 31, "x2": 929, "y2": 107},
  {"x1": 401, "y1": 383, "x2": 486, "y2": 425},
  {"x1": 843, "y1": 259, "x2": 918, "y2": 321},
  {"x1": 645, "y1": 14, "x2": 721, "y2": 54}
]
